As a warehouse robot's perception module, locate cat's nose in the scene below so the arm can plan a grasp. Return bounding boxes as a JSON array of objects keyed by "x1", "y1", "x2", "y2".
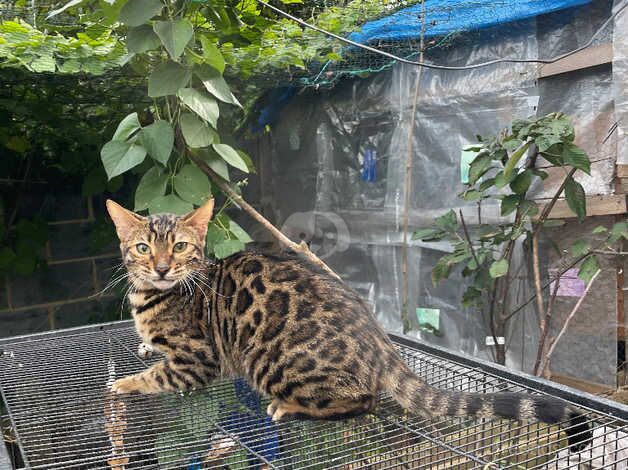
[{"x1": 155, "y1": 263, "x2": 170, "y2": 278}]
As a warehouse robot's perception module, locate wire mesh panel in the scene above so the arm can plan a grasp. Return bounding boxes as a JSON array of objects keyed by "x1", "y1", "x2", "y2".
[{"x1": 1, "y1": 322, "x2": 627, "y2": 469}]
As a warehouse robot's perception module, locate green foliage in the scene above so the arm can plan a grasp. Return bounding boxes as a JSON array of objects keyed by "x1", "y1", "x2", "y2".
[
  {"x1": 0, "y1": 19, "x2": 125, "y2": 74},
  {"x1": 91, "y1": 0, "x2": 255, "y2": 257},
  {"x1": 0, "y1": 66, "x2": 142, "y2": 277},
  {"x1": 412, "y1": 113, "x2": 611, "y2": 310}
]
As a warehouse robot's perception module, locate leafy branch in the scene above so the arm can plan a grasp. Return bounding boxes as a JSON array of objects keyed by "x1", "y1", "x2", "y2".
[{"x1": 413, "y1": 112, "x2": 627, "y2": 365}]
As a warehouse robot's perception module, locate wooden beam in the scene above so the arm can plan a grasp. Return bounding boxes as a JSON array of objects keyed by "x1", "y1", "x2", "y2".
[
  {"x1": 550, "y1": 372, "x2": 613, "y2": 395},
  {"x1": 539, "y1": 43, "x2": 612, "y2": 79},
  {"x1": 618, "y1": 164, "x2": 628, "y2": 180},
  {"x1": 537, "y1": 194, "x2": 627, "y2": 219}
]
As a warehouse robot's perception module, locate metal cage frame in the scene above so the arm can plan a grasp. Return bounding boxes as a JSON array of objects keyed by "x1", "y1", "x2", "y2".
[{"x1": 1, "y1": 320, "x2": 627, "y2": 469}]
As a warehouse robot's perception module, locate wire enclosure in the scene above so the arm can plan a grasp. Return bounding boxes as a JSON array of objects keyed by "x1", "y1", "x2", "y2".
[{"x1": 1, "y1": 321, "x2": 627, "y2": 469}]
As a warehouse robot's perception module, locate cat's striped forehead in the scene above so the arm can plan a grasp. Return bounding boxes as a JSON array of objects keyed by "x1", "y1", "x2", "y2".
[{"x1": 146, "y1": 214, "x2": 180, "y2": 241}]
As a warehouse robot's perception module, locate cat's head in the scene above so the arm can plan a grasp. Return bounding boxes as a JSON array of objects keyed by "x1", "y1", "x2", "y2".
[{"x1": 106, "y1": 199, "x2": 214, "y2": 291}]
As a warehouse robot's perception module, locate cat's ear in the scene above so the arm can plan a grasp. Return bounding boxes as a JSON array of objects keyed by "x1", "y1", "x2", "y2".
[
  {"x1": 182, "y1": 198, "x2": 215, "y2": 241},
  {"x1": 106, "y1": 200, "x2": 145, "y2": 241}
]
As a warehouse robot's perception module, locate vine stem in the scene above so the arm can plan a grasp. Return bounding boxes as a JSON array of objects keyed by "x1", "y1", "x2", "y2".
[{"x1": 187, "y1": 152, "x2": 341, "y2": 281}]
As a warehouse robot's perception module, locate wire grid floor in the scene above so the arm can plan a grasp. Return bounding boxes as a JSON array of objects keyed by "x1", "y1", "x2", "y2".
[{"x1": 1, "y1": 322, "x2": 627, "y2": 469}]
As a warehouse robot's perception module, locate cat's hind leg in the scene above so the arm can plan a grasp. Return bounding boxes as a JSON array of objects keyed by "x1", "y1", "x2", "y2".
[{"x1": 267, "y1": 395, "x2": 376, "y2": 422}]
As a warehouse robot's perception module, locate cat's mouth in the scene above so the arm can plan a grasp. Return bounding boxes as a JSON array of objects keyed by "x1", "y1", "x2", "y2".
[{"x1": 150, "y1": 279, "x2": 178, "y2": 290}]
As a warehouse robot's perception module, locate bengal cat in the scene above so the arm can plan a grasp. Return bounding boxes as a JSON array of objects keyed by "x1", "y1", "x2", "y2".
[{"x1": 106, "y1": 198, "x2": 591, "y2": 452}]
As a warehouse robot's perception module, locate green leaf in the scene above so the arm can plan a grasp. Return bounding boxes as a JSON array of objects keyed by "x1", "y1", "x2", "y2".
[
  {"x1": 519, "y1": 199, "x2": 539, "y2": 217},
  {"x1": 140, "y1": 120, "x2": 174, "y2": 165},
  {"x1": 13, "y1": 256, "x2": 37, "y2": 275},
  {"x1": 468, "y1": 153, "x2": 492, "y2": 185},
  {"x1": 112, "y1": 112, "x2": 141, "y2": 141},
  {"x1": 500, "y1": 194, "x2": 520, "y2": 216},
  {"x1": 148, "y1": 194, "x2": 193, "y2": 215},
  {"x1": 578, "y1": 256, "x2": 600, "y2": 283},
  {"x1": 229, "y1": 220, "x2": 253, "y2": 243},
  {"x1": 462, "y1": 189, "x2": 482, "y2": 201},
  {"x1": 535, "y1": 135, "x2": 561, "y2": 152},
  {"x1": 0, "y1": 247, "x2": 16, "y2": 270},
  {"x1": 213, "y1": 239, "x2": 245, "y2": 259},
  {"x1": 237, "y1": 150, "x2": 257, "y2": 174},
  {"x1": 101, "y1": 140, "x2": 147, "y2": 179},
  {"x1": 503, "y1": 140, "x2": 531, "y2": 178},
  {"x1": 177, "y1": 88, "x2": 219, "y2": 127},
  {"x1": 564, "y1": 176, "x2": 586, "y2": 221},
  {"x1": 195, "y1": 64, "x2": 241, "y2": 106},
  {"x1": 479, "y1": 178, "x2": 496, "y2": 191},
  {"x1": 205, "y1": 224, "x2": 225, "y2": 247},
  {"x1": 213, "y1": 143, "x2": 249, "y2": 173},
  {"x1": 431, "y1": 257, "x2": 451, "y2": 286},
  {"x1": 502, "y1": 138, "x2": 523, "y2": 151},
  {"x1": 462, "y1": 287, "x2": 482, "y2": 307},
  {"x1": 562, "y1": 143, "x2": 590, "y2": 175},
  {"x1": 510, "y1": 169, "x2": 532, "y2": 194},
  {"x1": 200, "y1": 37, "x2": 225, "y2": 73},
  {"x1": 570, "y1": 239, "x2": 590, "y2": 257},
  {"x1": 119, "y1": 0, "x2": 164, "y2": 27},
  {"x1": 540, "y1": 145, "x2": 565, "y2": 167},
  {"x1": 174, "y1": 164, "x2": 212, "y2": 205},
  {"x1": 434, "y1": 210, "x2": 457, "y2": 232},
  {"x1": 127, "y1": 25, "x2": 161, "y2": 54},
  {"x1": 609, "y1": 222, "x2": 628, "y2": 243},
  {"x1": 82, "y1": 167, "x2": 107, "y2": 197},
  {"x1": 494, "y1": 170, "x2": 517, "y2": 189},
  {"x1": 198, "y1": 149, "x2": 229, "y2": 181},
  {"x1": 531, "y1": 169, "x2": 549, "y2": 180},
  {"x1": 489, "y1": 259, "x2": 509, "y2": 278},
  {"x1": 148, "y1": 61, "x2": 191, "y2": 98},
  {"x1": 135, "y1": 167, "x2": 168, "y2": 211},
  {"x1": 412, "y1": 228, "x2": 441, "y2": 241},
  {"x1": 154, "y1": 19, "x2": 193, "y2": 60},
  {"x1": 180, "y1": 113, "x2": 218, "y2": 148},
  {"x1": 592, "y1": 225, "x2": 608, "y2": 234}
]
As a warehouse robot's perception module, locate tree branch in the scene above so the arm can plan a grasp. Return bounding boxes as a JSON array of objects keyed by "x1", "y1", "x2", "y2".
[
  {"x1": 532, "y1": 274, "x2": 560, "y2": 375},
  {"x1": 188, "y1": 152, "x2": 342, "y2": 281}
]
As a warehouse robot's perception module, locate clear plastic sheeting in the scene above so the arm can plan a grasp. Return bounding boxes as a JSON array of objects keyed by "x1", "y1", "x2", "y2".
[
  {"x1": 614, "y1": 0, "x2": 628, "y2": 166},
  {"x1": 242, "y1": 0, "x2": 619, "y2": 385}
]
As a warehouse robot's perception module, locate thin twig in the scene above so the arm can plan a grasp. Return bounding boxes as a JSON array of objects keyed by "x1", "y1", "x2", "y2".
[
  {"x1": 187, "y1": 152, "x2": 341, "y2": 281},
  {"x1": 532, "y1": 275, "x2": 560, "y2": 375},
  {"x1": 532, "y1": 228, "x2": 545, "y2": 328},
  {"x1": 539, "y1": 269, "x2": 602, "y2": 375},
  {"x1": 458, "y1": 210, "x2": 480, "y2": 268}
]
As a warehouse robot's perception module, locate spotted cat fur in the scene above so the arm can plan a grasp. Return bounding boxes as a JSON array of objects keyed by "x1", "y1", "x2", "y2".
[{"x1": 106, "y1": 199, "x2": 592, "y2": 452}]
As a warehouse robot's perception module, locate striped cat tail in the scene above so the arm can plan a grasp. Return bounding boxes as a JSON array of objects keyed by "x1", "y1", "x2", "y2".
[{"x1": 388, "y1": 366, "x2": 592, "y2": 452}]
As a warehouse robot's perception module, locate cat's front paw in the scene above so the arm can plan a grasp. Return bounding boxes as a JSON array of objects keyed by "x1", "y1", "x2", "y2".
[
  {"x1": 137, "y1": 342, "x2": 154, "y2": 359},
  {"x1": 111, "y1": 375, "x2": 144, "y2": 394}
]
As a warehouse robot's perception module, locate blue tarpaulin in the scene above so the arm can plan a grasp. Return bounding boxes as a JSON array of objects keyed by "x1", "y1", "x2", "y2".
[{"x1": 349, "y1": 0, "x2": 592, "y2": 43}]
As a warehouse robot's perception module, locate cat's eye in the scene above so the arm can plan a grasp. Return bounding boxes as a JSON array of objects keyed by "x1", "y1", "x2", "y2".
[
  {"x1": 136, "y1": 243, "x2": 150, "y2": 254},
  {"x1": 173, "y1": 242, "x2": 188, "y2": 253}
]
